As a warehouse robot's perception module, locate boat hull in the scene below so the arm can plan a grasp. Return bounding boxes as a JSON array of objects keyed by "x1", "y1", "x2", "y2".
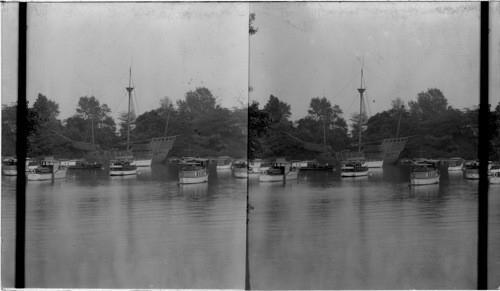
[
  {"x1": 259, "y1": 170, "x2": 298, "y2": 182},
  {"x1": 448, "y1": 165, "x2": 463, "y2": 171},
  {"x1": 131, "y1": 159, "x2": 152, "y2": 167},
  {"x1": 216, "y1": 164, "x2": 232, "y2": 170},
  {"x1": 363, "y1": 160, "x2": 383, "y2": 168},
  {"x1": 464, "y1": 169, "x2": 479, "y2": 180},
  {"x1": 233, "y1": 169, "x2": 248, "y2": 178},
  {"x1": 110, "y1": 169, "x2": 137, "y2": 176},
  {"x1": 411, "y1": 176, "x2": 440, "y2": 185},
  {"x1": 490, "y1": 174, "x2": 500, "y2": 184},
  {"x1": 341, "y1": 170, "x2": 369, "y2": 177},
  {"x1": 2, "y1": 166, "x2": 17, "y2": 176},
  {"x1": 179, "y1": 175, "x2": 209, "y2": 184},
  {"x1": 27, "y1": 168, "x2": 68, "y2": 181}
]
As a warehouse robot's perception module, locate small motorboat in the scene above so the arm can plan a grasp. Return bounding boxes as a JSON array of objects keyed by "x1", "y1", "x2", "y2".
[
  {"x1": 410, "y1": 159, "x2": 440, "y2": 185},
  {"x1": 109, "y1": 158, "x2": 137, "y2": 176},
  {"x1": 341, "y1": 160, "x2": 369, "y2": 177},
  {"x1": 447, "y1": 157, "x2": 464, "y2": 171},
  {"x1": 232, "y1": 159, "x2": 249, "y2": 178},
  {"x1": 27, "y1": 159, "x2": 68, "y2": 181},
  {"x1": 259, "y1": 161, "x2": 298, "y2": 182},
  {"x1": 216, "y1": 156, "x2": 233, "y2": 170},
  {"x1": 68, "y1": 159, "x2": 103, "y2": 169},
  {"x1": 179, "y1": 158, "x2": 209, "y2": 184}
]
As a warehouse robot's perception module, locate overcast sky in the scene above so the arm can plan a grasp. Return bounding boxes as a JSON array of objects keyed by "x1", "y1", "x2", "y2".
[
  {"x1": 1, "y1": 2, "x2": 499, "y2": 122},
  {"x1": 249, "y1": 2, "x2": 494, "y2": 121},
  {"x1": 2, "y1": 3, "x2": 249, "y2": 120}
]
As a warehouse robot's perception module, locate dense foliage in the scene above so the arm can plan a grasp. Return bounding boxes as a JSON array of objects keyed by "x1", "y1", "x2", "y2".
[
  {"x1": 247, "y1": 88, "x2": 500, "y2": 161},
  {"x1": 2, "y1": 87, "x2": 247, "y2": 159},
  {"x1": 2, "y1": 86, "x2": 499, "y2": 161}
]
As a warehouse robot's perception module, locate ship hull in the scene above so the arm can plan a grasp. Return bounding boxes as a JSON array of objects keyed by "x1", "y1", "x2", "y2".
[{"x1": 80, "y1": 136, "x2": 176, "y2": 164}]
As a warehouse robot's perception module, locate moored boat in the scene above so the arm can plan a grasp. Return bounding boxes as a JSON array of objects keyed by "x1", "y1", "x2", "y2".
[
  {"x1": 259, "y1": 162, "x2": 298, "y2": 182},
  {"x1": 179, "y1": 158, "x2": 209, "y2": 184},
  {"x1": 109, "y1": 158, "x2": 137, "y2": 176},
  {"x1": 362, "y1": 160, "x2": 383, "y2": 168},
  {"x1": 68, "y1": 159, "x2": 103, "y2": 169},
  {"x1": 490, "y1": 171, "x2": 500, "y2": 184},
  {"x1": 27, "y1": 159, "x2": 68, "y2": 181},
  {"x1": 464, "y1": 160, "x2": 481, "y2": 180},
  {"x1": 298, "y1": 160, "x2": 334, "y2": 171},
  {"x1": 447, "y1": 157, "x2": 464, "y2": 171},
  {"x1": 341, "y1": 160, "x2": 369, "y2": 177},
  {"x1": 2, "y1": 157, "x2": 38, "y2": 176},
  {"x1": 131, "y1": 159, "x2": 152, "y2": 167},
  {"x1": 216, "y1": 156, "x2": 233, "y2": 170},
  {"x1": 232, "y1": 159, "x2": 249, "y2": 178},
  {"x1": 2, "y1": 157, "x2": 19, "y2": 176},
  {"x1": 410, "y1": 159, "x2": 440, "y2": 186}
]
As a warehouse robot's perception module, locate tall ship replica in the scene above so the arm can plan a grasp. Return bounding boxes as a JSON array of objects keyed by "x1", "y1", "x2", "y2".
[
  {"x1": 54, "y1": 67, "x2": 176, "y2": 165},
  {"x1": 283, "y1": 68, "x2": 408, "y2": 166},
  {"x1": 344, "y1": 67, "x2": 409, "y2": 166}
]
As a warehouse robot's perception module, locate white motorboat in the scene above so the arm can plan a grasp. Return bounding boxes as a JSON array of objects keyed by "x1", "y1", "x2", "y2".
[
  {"x1": 109, "y1": 158, "x2": 137, "y2": 176},
  {"x1": 232, "y1": 159, "x2": 248, "y2": 178},
  {"x1": 447, "y1": 157, "x2": 464, "y2": 171},
  {"x1": 259, "y1": 162, "x2": 298, "y2": 182},
  {"x1": 27, "y1": 159, "x2": 68, "y2": 181},
  {"x1": 341, "y1": 160, "x2": 369, "y2": 177},
  {"x1": 410, "y1": 160, "x2": 440, "y2": 186},
  {"x1": 179, "y1": 158, "x2": 209, "y2": 184}
]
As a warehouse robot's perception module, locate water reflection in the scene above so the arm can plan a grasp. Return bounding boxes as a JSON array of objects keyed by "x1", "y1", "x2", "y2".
[
  {"x1": 2, "y1": 163, "x2": 245, "y2": 289},
  {"x1": 249, "y1": 164, "x2": 480, "y2": 289}
]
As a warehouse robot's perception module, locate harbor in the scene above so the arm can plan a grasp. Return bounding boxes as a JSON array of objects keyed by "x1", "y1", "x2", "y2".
[
  {"x1": 2, "y1": 161, "x2": 500, "y2": 288},
  {"x1": 2, "y1": 1, "x2": 500, "y2": 290}
]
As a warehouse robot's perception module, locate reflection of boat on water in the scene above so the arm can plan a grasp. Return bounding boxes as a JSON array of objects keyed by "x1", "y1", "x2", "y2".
[
  {"x1": 411, "y1": 183, "x2": 439, "y2": 196},
  {"x1": 341, "y1": 160, "x2": 369, "y2": 177},
  {"x1": 179, "y1": 158, "x2": 209, "y2": 184},
  {"x1": 109, "y1": 158, "x2": 137, "y2": 176},
  {"x1": 216, "y1": 156, "x2": 233, "y2": 170},
  {"x1": 27, "y1": 159, "x2": 68, "y2": 181},
  {"x1": 447, "y1": 157, "x2": 464, "y2": 171},
  {"x1": 179, "y1": 182, "x2": 208, "y2": 195},
  {"x1": 410, "y1": 160, "x2": 440, "y2": 186},
  {"x1": 259, "y1": 161, "x2": 298, "y2": 182},
  {"x1": 232, "y1": 159, "x2": 248, "y2": 178}
]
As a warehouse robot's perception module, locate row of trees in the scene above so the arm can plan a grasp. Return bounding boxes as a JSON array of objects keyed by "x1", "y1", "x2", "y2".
[
  {"x1": 249, "y1": 88, "x2": 500, "y2": 161},
  {"x1": 2, "y1": 87, "x2": 248, "y2": 159},
  {"x1": 3, "y1": 87, "x2": 499, "y2": 161}
]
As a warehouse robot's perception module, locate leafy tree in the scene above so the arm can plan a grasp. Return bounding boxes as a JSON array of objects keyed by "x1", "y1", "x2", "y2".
[
  {"x1": 408, "y1": 88, "x2": 449, "y2": 121},
  {"x1": 65, "y1": 96, "x2": 117, "y2": 150},
  {"x1": 118, "y1": 111, "x2": 137, "y2": 139},
  {"x1": 263, "y1": 95, "x2": 291, "y2": 123},
  {"x1": 2, "y1": 103, "x2": 19, "y2": 156},
  {"x1": 28, "y1": 94, "x2": 68, "y2": 157},
  {"x1": 349, "y1": 112, "x2": 368, "y2": 142},
  {"x1": 248, "y1": 101, "x2": 270, "y2": 160}
]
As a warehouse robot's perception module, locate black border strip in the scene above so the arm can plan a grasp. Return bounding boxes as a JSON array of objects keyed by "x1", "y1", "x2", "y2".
[
  {"x1": 15, "y1": 2, "x2": 28, "y2": 288},
  {"x1": 478, "y1": 1, "x2": 489, "y2": 289}
]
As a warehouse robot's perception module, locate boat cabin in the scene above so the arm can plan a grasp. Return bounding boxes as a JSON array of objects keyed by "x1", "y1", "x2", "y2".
[{"x1": 217, "y1": 156, "x2": 232, "y2": 166}]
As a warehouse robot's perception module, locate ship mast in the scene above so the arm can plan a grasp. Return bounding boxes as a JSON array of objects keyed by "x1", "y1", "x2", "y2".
[
  {"x1": 357, "y1": 68, "x2": 366, "y2": 153},
  {"x1": 126, "y1": 67, "x2": 134, "y2": 152}
]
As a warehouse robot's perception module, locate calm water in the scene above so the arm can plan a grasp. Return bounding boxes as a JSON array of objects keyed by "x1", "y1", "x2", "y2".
[
  {"x1": 248, "y1": 165, "x2": 500, "y2": 289},
  {"x1": 3, "y1": 164, "x2": 500, "y2": 289},
  {"x1": 2, "y1": 163, "x2": 246, "y2": 288}
]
